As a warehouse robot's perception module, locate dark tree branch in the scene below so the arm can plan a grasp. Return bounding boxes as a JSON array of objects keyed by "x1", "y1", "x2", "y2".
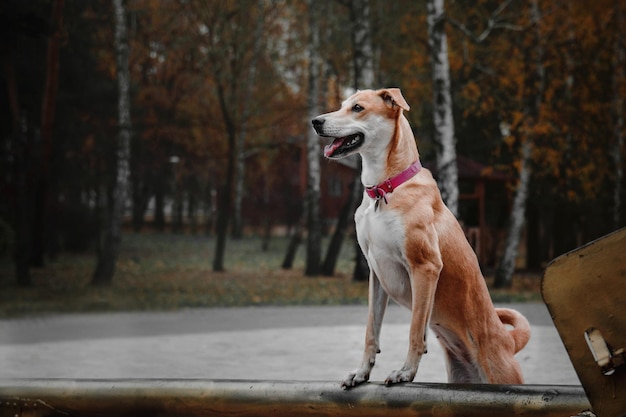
[{"x1": 446, "y1": 0, "x2": 525, "y2": 44}]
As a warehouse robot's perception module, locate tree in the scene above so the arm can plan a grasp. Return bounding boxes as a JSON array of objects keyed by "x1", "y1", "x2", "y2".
[
  {"x1": 612, "y1": 0, "x2": 624, "y2": 229},
  {"x1": 232, "y1": 0, "x2": 266, "y2": 239},
  {"x1": 1, "y1": 1, "x2": 66, "y2": 285},
  {"x1": 92, "y1": 0, "x2": 132, "y2": 285},
  {"x1": 350, "y1": 0, "x2": 375, "y2": 88},
  {"x1": 494, "y1": 0, "x2": 544, "y2": 288},
  {"x1": 3, "y1": 6, "x2": 40, "y2": 286},
  {"x1": 31, "y1": 0, "x2": 65, "y2": 267},
  {"x1": 182, "y1": 1, "x2": 263, "y2": 271},
  {"x1": 321, "y1": 0, "x2": 373, "y2": 280},
  {"x1": 426, "y1": 0, "x2": 459, "y2": 217},
  {"x1": 211, "y1": 64, "x2": 238, "y2": 271},
  {"x1": 168, "y1": 0, "x2": 292, "y2": 271},
  {"x1": 304, "y1": 0, "x2": 322, "y2": 277},
  {"x1": 4, "y1": 0, "x2": 625, "y2": 287}
]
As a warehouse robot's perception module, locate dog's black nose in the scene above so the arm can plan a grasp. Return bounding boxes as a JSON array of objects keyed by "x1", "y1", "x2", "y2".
[{"x1": 312, "y1": 117, "x2": 324, "y2": 133}]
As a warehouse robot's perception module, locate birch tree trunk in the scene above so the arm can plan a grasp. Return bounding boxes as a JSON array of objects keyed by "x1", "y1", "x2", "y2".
[
  {"x1": 351, "y1": 0, "x2": 373, "y2": 282},
  {"x1": 494, "y1": 140, "x2": 532, "y2": 287},
  {"x1": 305, "y1": 0, "x2": 322, "y2": 276},
  {"x1": 321, "y1": 0, "x2": 373, "y2": 278},
  {"x1": 92, "y1": 0, "x2": 132, "y2": 285},
  {"x1": 612, "y1": 0, "x2": 624, "y2": 229},
  {"x1": 494, "y1": 0, "x2": 543, "y2": 288},
  {"x1": 351, "y1": 0, "x2": 374, "y2": 89},
  {"x1": 427, "y1": 0, "x2": 459, "y2": 217}
]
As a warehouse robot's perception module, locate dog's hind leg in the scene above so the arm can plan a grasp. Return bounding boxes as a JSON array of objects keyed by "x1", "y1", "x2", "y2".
[
  {"x1": 341, "y1": 271, "x2": 389, "y2": 389},
  {"x1": 443, "y1": 348, "x2": 486, "y2": 383},
  {"x1": 476, "y1": 344, "x2": 525, "y2": 384}
]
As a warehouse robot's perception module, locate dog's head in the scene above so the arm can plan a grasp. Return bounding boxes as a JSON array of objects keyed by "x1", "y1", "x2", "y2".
[{"x1": 311, "y1": 88, "x2": 410, "y2": 160}]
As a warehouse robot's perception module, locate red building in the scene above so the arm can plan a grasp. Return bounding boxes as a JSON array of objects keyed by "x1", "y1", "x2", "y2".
[
  {"x1": 242, "y1": 145, "x2": 511, "y2": 267},
  {"x1": 240, "y1": 141, "x2": 355, "y2": 234}
]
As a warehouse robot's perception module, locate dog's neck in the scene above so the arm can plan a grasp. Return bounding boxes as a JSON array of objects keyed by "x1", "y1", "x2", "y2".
[{"x1": 360, "y1": 114, "x2": 420, "y2": 187}]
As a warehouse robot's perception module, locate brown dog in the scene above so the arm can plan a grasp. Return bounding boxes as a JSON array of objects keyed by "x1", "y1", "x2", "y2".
[{"x1": 312, "y1": 88, "x2": 530, "y2": 388}]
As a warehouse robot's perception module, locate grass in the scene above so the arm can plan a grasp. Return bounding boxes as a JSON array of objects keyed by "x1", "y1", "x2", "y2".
[{"x1": 0, "y1": 232, "x2": 542, "y2": 318}]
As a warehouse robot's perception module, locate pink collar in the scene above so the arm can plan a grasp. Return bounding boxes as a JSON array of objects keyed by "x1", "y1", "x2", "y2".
[{"x1": 365, "y1": 160, "x2": 422, "y2": 205}]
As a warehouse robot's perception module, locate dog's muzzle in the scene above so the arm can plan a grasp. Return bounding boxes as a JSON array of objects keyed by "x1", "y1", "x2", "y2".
[{"x1": 312, "y1": 117, "x2": 364, "y2": 159}]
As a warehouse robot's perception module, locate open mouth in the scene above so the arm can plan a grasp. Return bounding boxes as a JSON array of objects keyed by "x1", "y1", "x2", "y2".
[{"x1": 323, "y1": 133, "x2": 364, "y2": 158}]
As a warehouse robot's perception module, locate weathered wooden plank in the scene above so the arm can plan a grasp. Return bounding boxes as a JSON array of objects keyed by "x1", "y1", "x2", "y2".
[
  {"x1": 543, "y1": 227, "x2": 626, "y2": 417},
  {"x1": 0, "y1": 379, "x2": 590, "y2": 417}
]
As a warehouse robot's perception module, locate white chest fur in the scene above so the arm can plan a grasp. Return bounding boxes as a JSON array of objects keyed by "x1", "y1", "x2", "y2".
[{"x1": 355, "y1": 197, "x2": 413, "y2": 308}]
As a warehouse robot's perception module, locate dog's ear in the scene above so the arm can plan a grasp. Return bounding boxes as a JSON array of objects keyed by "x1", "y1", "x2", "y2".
[{"x1": 379, "y1": 88, "x2": 410, "y2": 112}]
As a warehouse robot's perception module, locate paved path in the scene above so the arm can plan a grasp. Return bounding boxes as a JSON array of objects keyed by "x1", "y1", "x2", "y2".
[{"x1": 0, "y1": 303, "x2": 580, "y2": 385}]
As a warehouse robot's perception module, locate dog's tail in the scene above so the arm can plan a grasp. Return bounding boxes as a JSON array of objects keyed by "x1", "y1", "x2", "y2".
[{"x1": 496, "y1": 308, "x2": 531, "y2": 353}]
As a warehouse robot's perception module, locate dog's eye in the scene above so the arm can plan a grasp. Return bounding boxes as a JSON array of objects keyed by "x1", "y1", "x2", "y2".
[{"x1": 352, "y1": 104, "x2": 364, "y2": 113}]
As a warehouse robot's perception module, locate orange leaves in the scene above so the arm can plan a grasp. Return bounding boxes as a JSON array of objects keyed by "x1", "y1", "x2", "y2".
[
  {"x1": 463, "y1": 80, "x2": 481, "y2": 102},
  {"x1": 419, "y1": 0, "x2": 624, "y2": 220},
  {"x1": 77, "y1": 0, "x2": 622, "y2": 229},
  {"x1": 460, "y1": 80, "x2": 497, "y2": 117}
]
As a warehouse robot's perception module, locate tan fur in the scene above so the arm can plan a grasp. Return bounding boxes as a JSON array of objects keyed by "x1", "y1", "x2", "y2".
[{"x1": 312, "y1": 88, "x2": 530, "y2": 388}]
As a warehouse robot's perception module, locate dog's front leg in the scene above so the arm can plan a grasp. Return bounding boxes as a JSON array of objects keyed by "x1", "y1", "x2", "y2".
[
  {"x1": 385, "y1": 262, "x2": 441, "y2": 385},
  {"x1": 342, "y1": 271, "x2": 388, "y2": 389}
]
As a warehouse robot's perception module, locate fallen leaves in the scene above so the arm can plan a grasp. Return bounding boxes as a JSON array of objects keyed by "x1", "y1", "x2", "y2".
[{"x1": 0, "y1": 233, "x2": 541, "y2": 317}]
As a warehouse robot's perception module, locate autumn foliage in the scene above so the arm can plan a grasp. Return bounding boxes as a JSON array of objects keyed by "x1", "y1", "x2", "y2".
[{"x1": 1, "y1": 0, "x2": 624, "y2": 283}]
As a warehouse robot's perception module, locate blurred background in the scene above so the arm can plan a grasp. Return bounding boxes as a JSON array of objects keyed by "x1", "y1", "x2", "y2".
[{"x1": 0, "y1": 0, "x2": 624, "y2": 316}]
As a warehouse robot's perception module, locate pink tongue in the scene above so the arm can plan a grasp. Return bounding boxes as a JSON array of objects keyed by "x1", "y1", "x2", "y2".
[{"x1": 324, "y1": 137, "x2": 346, "y2": 157}]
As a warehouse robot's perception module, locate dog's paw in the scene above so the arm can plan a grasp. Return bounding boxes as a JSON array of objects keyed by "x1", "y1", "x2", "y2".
[
  {"x1": 384, "y1": 368, "x2": 416, "y2": 386},
  {"x1": 341, "y1": 370, "x2": 370, "y2": 390}
]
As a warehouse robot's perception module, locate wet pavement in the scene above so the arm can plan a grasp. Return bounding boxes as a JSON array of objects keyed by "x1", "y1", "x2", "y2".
[{"x1": 0, "y1": 303, "x2": 580, "y2": 385}]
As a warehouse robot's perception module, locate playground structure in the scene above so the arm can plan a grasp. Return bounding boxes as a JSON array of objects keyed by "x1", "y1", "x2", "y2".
[{"x1": 1, "y1": 228, "x2": 624, "y2": 416}]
